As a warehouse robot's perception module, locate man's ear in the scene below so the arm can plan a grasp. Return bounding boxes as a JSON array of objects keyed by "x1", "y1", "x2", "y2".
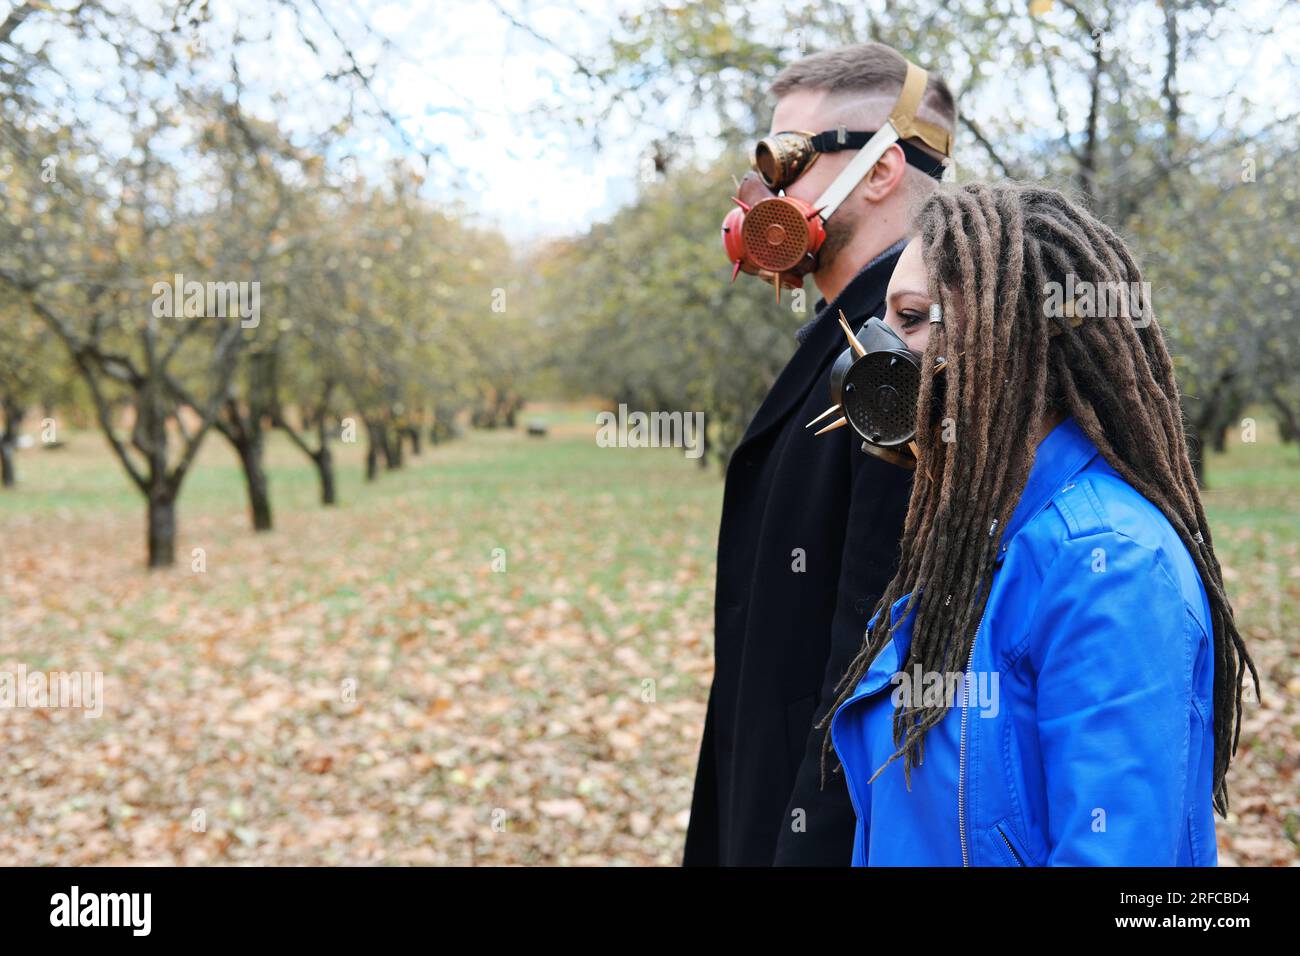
[{"x1": 860, "y1": 142, "x2": 908, "y2": 203}]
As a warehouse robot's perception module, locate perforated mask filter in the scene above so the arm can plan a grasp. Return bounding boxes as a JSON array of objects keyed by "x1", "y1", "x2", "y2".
[
  {"x1": 842, "y1": 349, "x2": 920, "y2": 446},
  {"x1": 807, "y1": 314, "x2": 946, "y2": 470},
  {"x1": 828, "y1": 317, "x2": 921, "y2": 446},
  {"x1": 739, "y1": 196, "x2": 819, "y2": 274}
]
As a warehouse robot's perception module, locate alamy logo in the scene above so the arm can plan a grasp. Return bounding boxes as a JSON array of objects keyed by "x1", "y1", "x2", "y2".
[
  {"x1": 151, "y1": 272, "x2": 260, "y2": 328},
  {"x1": 595, "y1": 404, "x2": 706, "y2": 460},
  {"x1": 1043, "y1": 272, "x2": 1152, "y2": 328},
  {"x1": 0, "y1": 666, "x2": 103, "y2": 718},
  {"x1": 50, "y1": 886, "x2": 151, "y2": 936},
  {"x1": 891, "y1": 666, "x2": 1000, "y2": 717}
]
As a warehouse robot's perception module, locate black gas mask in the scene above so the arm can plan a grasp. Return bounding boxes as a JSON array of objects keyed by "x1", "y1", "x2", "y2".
[{"x1": 808, "y1": 312, "x2": 947, "y2": 470}]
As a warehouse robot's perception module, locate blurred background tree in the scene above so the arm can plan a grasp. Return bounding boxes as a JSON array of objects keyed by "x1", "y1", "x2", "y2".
[
  {"x1": 1, "y1": 0, "x2": 1295, "y2": 564},
  {"x1": 522, "y1": 0, "x2": 1299, "y2": 473},
  {"x1": 0, "y1": 0, "x2": 521, "y2": 565}
]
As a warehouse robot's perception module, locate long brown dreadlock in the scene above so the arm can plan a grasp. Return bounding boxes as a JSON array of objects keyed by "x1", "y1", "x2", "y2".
[{"x1": 818, "y1": 181, "x2": 1258, "y2": 817}]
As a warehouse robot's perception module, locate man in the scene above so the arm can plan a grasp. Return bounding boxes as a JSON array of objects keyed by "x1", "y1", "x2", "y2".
[{"x1": 684, "y1": 42, "x2": 958, "y2": 866}]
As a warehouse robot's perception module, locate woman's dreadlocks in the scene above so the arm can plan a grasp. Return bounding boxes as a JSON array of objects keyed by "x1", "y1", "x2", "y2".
[{"x1": 819, "y1": 182, "x2": 1258, "y2": 817}]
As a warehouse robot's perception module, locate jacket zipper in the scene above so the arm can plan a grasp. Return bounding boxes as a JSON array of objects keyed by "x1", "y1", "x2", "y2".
[
  {"x1": 996, "y1": 824, "x2": 1026, "y2": 866},
  {"x1": 958, "y1": 600, "x2": 991, "y2": 867}
]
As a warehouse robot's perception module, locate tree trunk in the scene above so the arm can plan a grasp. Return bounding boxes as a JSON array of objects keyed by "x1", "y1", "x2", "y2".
[
  {"x1": 384, "y1": 425, "x2": 403, "y2": 470},
  {"x1": 504, "y1": 395, "x2": 521, "y2": 429},
  {"x1": 218, "y1": 412, "x2": 273, "y2": 532},
  {"x1": 317, "y1": 446, "x2": 337, "y2": 505},
  {"x1": 1267, "y1": 386, "x2": 1298, "y2": 444},
  {"x1": 273, "y1": 378, "x2": 338, "y2": 506},
  {"x1": 137, "y1": 380, "x2": 179, "y2": 569},
  {"x1": 238, "y1": 436, "x2": 273, "y2": 531},
  {"x1": 0, "y1": 397, "x2": 22, "y2": 487},
  {"x1": 430, "y1": 409, "x2": 456, "y2": 445},
  {"x1": 0, "y1": 441, "x2": 14, "y2": 488},
  {"x1": 147, "y1": 487, "x2": 178, "y2": 569},
  {"x1": 315, "y1": 411, "x2": 337, "y2": 505},
  {"x1": 1183, "y1": 381, "x2": 1233, "y2": 490}
]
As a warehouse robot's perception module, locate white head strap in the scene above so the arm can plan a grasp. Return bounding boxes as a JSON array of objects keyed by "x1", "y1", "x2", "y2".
[{"x1": 812, "y1": 61, "x2": 952, "y2": 219}]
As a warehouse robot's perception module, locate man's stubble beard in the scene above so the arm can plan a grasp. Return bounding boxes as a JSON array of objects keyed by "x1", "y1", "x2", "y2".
[{"x1": 815, "y1": 203, "x2": 860, "y2": 280}]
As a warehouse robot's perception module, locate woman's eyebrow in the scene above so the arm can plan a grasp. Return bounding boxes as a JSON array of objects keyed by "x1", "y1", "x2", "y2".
[{"x1": 888, "y1": 287, "x2": 931, "y2": 304}]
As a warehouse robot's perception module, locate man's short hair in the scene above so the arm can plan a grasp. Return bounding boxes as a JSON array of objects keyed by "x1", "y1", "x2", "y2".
[{"x1": 770, "y1": 42, "x2": 957, "y2": 149}]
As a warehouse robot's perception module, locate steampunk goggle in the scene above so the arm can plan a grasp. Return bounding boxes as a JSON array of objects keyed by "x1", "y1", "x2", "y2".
[{"x1": 752, "y1": 127, "x2": 949, "y2": 191}]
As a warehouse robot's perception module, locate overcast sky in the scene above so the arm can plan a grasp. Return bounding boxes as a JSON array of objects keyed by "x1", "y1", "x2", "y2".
[
  {"x1": 12, "y1": 0, "x2": 1297, "y2": 245},
  {"x1": 247, "y1": 0, "x2": 1298, "y2": 244}
]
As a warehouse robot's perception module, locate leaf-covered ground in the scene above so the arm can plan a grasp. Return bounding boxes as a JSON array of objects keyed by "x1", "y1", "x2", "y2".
[{"x1": 0, "y1": 406, "x2": 1295, "y2": 865}]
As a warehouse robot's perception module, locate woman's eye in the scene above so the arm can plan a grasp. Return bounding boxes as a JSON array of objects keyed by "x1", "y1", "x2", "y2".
[{"x1": 899, "y1": 310, "x2": 926, "y2": 329}]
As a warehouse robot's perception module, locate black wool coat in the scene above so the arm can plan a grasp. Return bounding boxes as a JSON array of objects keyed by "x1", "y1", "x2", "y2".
[{"x1": 684, "y1": 247, "x2": 913, "y2": 866}]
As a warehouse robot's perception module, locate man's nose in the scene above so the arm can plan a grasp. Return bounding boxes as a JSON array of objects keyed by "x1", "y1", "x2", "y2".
[{"x1": 736, "y1": 170, "x2": 775, "y2": 206}]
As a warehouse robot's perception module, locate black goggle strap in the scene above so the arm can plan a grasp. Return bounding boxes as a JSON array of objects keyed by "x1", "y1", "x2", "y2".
[
  {"x1": 808, "y1": 129, "x2": 947, "y2": 180},
  {"x1": 804, "y1": 61, "x2": 952, "y2": 183}
]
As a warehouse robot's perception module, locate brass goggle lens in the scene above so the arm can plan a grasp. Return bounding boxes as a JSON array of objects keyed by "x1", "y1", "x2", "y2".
[{"x1": 751, "y1": 130, "x2": 818, "y2": 190}]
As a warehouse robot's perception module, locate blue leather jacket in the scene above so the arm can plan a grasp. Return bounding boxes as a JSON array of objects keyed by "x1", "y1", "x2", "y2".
[{"x1": 830, "y1": 417, "x2": 1218, "y2": 866}]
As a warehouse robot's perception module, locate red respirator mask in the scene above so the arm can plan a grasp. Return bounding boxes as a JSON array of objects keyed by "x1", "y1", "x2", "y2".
[{"x1": 721, "y1": 60, "x2": 953, "y2": 298}]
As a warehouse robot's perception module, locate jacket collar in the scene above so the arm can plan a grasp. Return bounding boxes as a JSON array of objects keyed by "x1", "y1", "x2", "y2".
[{"x1": 1000, "y1": 416, "x2": 1100, "y2": 547}]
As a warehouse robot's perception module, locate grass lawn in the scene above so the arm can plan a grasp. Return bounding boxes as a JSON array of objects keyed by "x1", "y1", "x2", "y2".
[{"x1": 0, "y1": 403, "x2": 1294, "y2": 864}]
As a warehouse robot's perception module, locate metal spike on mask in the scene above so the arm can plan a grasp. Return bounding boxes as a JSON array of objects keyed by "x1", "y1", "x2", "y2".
[
  {"x1": 813, "y1": 416, "x2": 848, "y2": 435},
  {"x1": 838, "y1": 310, "x2": 866, "y2": 357},
  {"x1": 806, "y1": 404, "x2": 842, "y2": 429}
]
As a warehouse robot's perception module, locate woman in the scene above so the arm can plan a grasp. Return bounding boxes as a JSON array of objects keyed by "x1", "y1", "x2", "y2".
[{"x1": 822, "y1": 182, "x2": 1257, "y2": 866}]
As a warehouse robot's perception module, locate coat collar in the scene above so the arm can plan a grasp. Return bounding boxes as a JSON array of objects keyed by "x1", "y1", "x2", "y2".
[{"x1": 797, "y1": 238, "x2": 909, "y2": 344}]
